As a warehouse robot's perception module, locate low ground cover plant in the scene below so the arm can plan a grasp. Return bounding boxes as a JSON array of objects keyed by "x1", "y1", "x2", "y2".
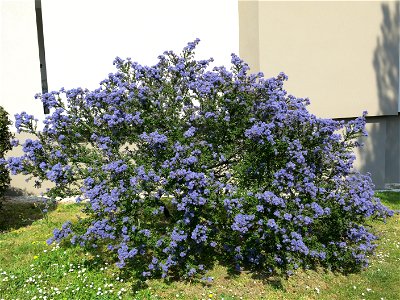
[{"x1": 6, "y1": 40, "x2": 393, "y2": 280}]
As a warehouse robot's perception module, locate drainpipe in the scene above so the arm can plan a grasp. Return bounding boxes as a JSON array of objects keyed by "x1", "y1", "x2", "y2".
[{"x1": 35, "y1": 0, "x2": 49, "y2": 114}]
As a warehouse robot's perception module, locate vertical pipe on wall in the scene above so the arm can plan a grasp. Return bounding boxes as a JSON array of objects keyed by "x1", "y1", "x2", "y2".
[{"x1": 34, "y1": 0, "x2": 49, "y2": 114}]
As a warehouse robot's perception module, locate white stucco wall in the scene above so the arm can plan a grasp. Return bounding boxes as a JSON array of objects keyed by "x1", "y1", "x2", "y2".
[
  {"x1": 42, "y1": 0, "x2": 239, "y2": 91},
  {"x1": 1, "y1": 0, "x2": 239, "y2": 131},
  {"x1": 0, "y1": 0, "x2": 43, "y2": 128}
]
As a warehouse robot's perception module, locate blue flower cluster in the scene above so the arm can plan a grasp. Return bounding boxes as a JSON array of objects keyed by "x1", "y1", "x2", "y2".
[{"x1": 8, "y1": 39, "x2": 393, "y2": 279}]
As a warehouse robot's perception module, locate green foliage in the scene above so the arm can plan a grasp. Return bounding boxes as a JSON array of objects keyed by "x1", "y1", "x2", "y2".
[{"x1": 0, "y1": 106, "x2": 12, "y2": 202}]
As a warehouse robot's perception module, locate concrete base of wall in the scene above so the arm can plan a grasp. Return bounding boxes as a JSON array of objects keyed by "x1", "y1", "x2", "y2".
[{"x1": 354, "y1": 114, "x2": 400, "y2": 189}]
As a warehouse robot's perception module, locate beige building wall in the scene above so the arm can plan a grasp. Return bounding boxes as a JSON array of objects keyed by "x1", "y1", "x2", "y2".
[
  {"x1": 239, "y1": 0, "x2": 399, "y2": 119},
  {"x1": 239, "y1": 0, "x2": 400, "y2": 189},
  {"x1": 239, "y1": 0, "x2": 260, "y2": 75}
]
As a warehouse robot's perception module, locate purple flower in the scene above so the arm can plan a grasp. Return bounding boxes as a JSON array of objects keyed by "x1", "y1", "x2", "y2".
[
  {"x1": 191, "y1": 225, "x2": 208, "y2": 243},
  {"x1": 139, "y1": 131, "x2": 168, "y2": 147},
  {"x1": 231, "y1": 214, "x2": 255, "y2": 234},
  {"x1": 184, "y1": 126, "x2": 197, "y2": 138},
  {"x1": 102, "y1": 160, "x2": 128, "y2": 174},
  {"x1": 140, "y1": 229, "x2": 151, "y2": 238},
  {"x1": 14, "y1": 112, "x2": 37, "y2": 133},
  {"x1": 6, "y1": 157, "x2": 25, "y2": 174},
  {"x1": 267, "y1": 219, "x2": 278, "y2": 230}
]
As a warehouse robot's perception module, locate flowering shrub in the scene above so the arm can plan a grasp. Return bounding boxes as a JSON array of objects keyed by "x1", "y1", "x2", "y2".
[
  {"x1": 7, "y1": 39, "x2": 392, "y2": 279},
  {"x1": 0, "y1": 106, "x2": 12, "y2": 204}
]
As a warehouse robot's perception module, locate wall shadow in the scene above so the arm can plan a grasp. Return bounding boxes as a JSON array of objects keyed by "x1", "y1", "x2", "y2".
[
  {"x1": 359, "y1": 2, "x2": 399, "y2": 189},
  {"x1": 373, "y1": 2, "x2": 399, "y2": 115}
]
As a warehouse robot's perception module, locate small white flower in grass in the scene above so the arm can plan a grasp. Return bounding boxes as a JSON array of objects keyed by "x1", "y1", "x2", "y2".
[
  {"x1": 353, "y1": 286, "x2": 357, "y2": 289},
  {"x1": 366, "y1": 288, "x2": 372, "y2": 292},
  {"x1": 315, "y1": 287, "x2": 320, "y2": 294}
]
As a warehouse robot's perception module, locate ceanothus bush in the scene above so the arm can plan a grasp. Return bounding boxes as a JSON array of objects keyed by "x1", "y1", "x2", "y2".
[{"x1": 7, "y1": 39, "x2": 393, "y2": 279}]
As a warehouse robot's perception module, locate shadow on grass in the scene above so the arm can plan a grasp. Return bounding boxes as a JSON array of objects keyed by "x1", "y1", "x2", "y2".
[
  {"x1": 0, "y1": 197, "x2": 57, "y2": 232},
  {"x1": 215, "y1": 258, "x2": 286, "y2": 291},
  {"x1": 249, "y1": 272, "x2": 284, "y2": 290}
]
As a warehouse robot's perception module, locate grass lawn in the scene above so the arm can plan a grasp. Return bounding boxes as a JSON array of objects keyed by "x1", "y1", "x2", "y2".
[{"x1": 0, "y1": 191, "x2": 399, "y2": 300}]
